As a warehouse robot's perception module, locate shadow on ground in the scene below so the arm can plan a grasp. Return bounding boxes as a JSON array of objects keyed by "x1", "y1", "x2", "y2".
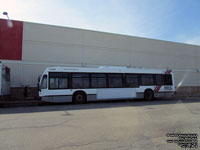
[{"x1": 0, "y1": 98, "x2": 200, "y2": 115}]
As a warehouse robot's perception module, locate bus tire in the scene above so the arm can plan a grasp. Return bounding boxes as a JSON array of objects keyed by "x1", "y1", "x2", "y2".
[
  {"x1": 144, "y1": 89, "x2": 154, "y2": 101},
  {"x1": 73, "y1": 91, "x2": 86, "y2": 104}
]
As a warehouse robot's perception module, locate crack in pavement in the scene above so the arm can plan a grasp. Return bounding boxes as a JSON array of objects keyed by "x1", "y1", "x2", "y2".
[
  {"x1": 0, "y1": 119, "x2": 77, "y2": 132},
  {"x1": 0, "y1": 114, "x2": 25, "y2": 122},
  {"x1": 44, "y1": 137, "x2": 159, "y2": 150},
  {"x1": 43, "y1": 139, "x2": 129, "y2": 150},
  {"x1": 107, "y1": 145, "x2": 135, "y2": 150}
]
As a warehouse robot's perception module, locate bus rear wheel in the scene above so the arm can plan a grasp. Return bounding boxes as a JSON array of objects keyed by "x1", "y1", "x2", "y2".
[
  {"x1": 144, "y1": 89, "x2": 154, "y2": 101},
  {"x1": 73, "y1": 92, "x2": 86, "y2": 104}
]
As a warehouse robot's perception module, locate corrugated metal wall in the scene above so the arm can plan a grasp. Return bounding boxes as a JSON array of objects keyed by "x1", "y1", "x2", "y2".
[{"x1": 0, "y1": 19, "x2": 200, "y2": 87}]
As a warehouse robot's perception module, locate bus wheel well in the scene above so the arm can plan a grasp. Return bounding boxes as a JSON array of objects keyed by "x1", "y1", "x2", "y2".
[
  {"x1": 144, "y1": 89, "x2": 154, "y2": 101},
  {"x1": 72, "y1": 91, "x2": 87, "y2": 103}
]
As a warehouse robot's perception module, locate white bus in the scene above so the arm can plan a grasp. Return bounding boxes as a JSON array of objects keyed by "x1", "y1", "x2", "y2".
[{"x1": 38, "y1": 66, "x2": 175, "y2": 103}]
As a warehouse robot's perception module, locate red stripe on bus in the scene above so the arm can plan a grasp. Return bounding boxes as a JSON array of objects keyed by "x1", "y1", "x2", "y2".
[
  {"x1": 154, "y1": 69, "x2": 172, "y2": 93},
  {"x1": 155, "y1": 86, "x2": 161, "y2": 92},
  {"x1": 166, "y1": 70, "x2": 172, "y2": 74}
]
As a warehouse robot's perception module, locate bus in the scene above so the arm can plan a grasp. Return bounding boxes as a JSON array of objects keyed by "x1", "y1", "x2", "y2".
[{"x1": 38, "y1": 66, "x2": 175, "y2": 103}]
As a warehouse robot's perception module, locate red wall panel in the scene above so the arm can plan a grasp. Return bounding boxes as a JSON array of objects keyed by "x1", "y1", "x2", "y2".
[{"x1": 0, "y1": 19, "x2": 23, "y2": 60}]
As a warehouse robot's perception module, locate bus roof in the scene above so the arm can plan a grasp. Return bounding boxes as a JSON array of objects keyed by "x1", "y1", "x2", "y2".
[{"x1": 43, "y1": 66, "x2": 170, "y2": 74}]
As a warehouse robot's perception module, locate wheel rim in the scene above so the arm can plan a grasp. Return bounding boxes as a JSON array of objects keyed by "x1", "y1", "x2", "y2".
[
  {"x1": 76, "y1": 94, "x2": 83, "y2": 102},
  {"x1": 147, "y1": 93, "x2": 152, "y2": 99},
  {"x1": 145, "y1": 91, "x2": 153, "y2": 100}
]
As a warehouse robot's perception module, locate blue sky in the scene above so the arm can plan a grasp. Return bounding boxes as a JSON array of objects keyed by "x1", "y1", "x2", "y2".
[{"x1": 1, "y1": 0, "x2": 200, "y2": 45}]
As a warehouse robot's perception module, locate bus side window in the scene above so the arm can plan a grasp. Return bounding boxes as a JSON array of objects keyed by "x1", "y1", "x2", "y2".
[
  {"x1": 49, "y1": 72, "x2": 68, "y2": 89},
  {"x1": 72, "y1": 73, "x2": 89, "y2": 89},
  {"x1": 108, "y1": 74, "x2": 123, "y2": 88},
  {"x1": 141, "y1": 74, "x2": 154, "y2": 86},
  {"x1": 91, "y1": 73, "x2": 106, "y2": 88},
  {"x1": 155, "y1": 74, "x2": 163, "y2": 85},
  {"x1": 163, "y1": 74, "x2": 172, "y2": 85},
  {"x1": 125, "y1": 74, "x2": 139, "y2": 87},
  {"x1": 41, "y1": 75, "x2": 47, "y2": 89}
]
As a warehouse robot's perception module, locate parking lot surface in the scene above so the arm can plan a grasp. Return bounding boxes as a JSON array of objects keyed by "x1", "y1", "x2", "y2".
[{"x1": 0, "y1": 99, "x2": 200, "y2": 150}]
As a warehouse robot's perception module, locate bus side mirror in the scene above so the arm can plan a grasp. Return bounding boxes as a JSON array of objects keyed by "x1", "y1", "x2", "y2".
[
  {"x1": 37, "y1": 75, "x2": 41, "y2": 92},
  {"x1": 37, "y1": 83, "x2": 41, "y2": 92}
]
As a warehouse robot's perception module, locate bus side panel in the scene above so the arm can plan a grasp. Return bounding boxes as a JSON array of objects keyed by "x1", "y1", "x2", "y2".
[
  {"x1": 42, "y1": 95, "x2": 72, "y2": 102},
  {"x1": 154, "y1": 92, "x2": 175, "y2": 98},
  {"x1": 40, "y1": 89, "x2": 98, "y2": 102},
  {"x1": 97, "y1": 88, "x2": 136, "y2": 100}
]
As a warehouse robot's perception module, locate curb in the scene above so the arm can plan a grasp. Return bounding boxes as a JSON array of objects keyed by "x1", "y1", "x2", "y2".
[
  {"x1": 0, "y1": 100, "x2": 45, "y2": 108},
  {"x1": 0, "y1": 96, "x2": 200, "y2": 108}
]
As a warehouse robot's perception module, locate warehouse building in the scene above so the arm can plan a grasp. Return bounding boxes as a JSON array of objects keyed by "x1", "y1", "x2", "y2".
[{"x1": 0, "y1": 18, "x2": 200, "y2": 98}]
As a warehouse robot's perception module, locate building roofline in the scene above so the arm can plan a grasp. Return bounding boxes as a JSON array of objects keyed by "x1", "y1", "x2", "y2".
[{"x1": 0, "y1": 18, "x2": 200, "y2": 48}]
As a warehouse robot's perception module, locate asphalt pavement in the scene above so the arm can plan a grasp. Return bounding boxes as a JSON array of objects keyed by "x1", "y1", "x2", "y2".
[{"x1": 0, "y1": 98, "x2": 200, "y2": 150}]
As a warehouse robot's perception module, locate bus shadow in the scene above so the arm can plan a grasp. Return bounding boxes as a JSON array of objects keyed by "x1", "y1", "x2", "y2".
[{"x1": 0, "y1": 98, "x2": 200, "y2": 115}]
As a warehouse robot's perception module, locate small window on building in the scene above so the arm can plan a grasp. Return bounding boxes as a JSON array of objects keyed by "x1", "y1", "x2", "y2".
[
  {"x1": 163, "y1": 74, "x2": 172, "y2": 85},
  {"x1": 125, "y1": 74, "x2": 139, "y2": 87},
  {"x1": 91, "y1": 74, "x2": 106, "y2": 88},
  {"x1": 41, "y1": 75, "x2": 47, "y2": 89},
  {"x1": 108, "y1": 74, "x2": 123, "y2": 88},
  {"x1": 141, "y1": 74, "x2": 154, "y2": 86},
  {"x1": 72, "y1": 73, "x2": 89, "y2": 89}
]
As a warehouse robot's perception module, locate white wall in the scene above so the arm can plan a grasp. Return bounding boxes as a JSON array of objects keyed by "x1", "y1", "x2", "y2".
[{"x1": 2, "y1": 22, "x2": 200, "y2": 87}]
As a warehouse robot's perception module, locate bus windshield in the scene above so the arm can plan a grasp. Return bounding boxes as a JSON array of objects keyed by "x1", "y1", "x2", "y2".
[{"x1": 40, "y1": 75, "x2": 47, "y2": 89}]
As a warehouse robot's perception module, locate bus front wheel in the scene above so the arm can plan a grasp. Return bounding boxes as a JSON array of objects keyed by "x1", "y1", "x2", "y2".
[
  {"x1": 73, "y1": 92, "x2": 86, "y2": 104},
  {"x1": 144, "y1": 89, "x2": 154, "y2": 101}
]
